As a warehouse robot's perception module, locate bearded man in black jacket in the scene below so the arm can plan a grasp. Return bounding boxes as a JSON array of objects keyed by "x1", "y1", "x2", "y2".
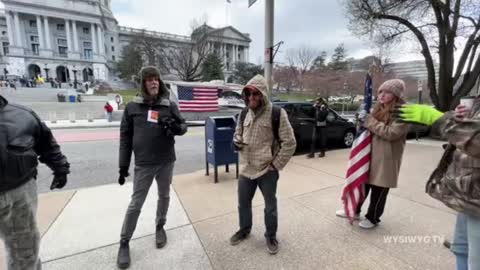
[{"x1": 116, "y1": 66, "x2": 187, "y2": 269}]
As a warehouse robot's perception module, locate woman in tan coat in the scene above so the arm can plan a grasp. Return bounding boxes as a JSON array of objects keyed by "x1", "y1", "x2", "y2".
[{"x1": 336, "y1": 79, "x2": 409, "y2": 229}]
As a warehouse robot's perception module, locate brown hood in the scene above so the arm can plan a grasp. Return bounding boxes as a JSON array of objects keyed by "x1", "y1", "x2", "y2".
[
  {"x1": 242, "y1": 74, "x2": 271, "y2": 109},
  {"x1": 137, "y1": 66, "x2": 169, "y2": 103}
]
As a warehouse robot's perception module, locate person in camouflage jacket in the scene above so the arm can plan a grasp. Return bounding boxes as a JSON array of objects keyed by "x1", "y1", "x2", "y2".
[{"x1": 397, "y1": 97, "x2": 480, "y2": 270}]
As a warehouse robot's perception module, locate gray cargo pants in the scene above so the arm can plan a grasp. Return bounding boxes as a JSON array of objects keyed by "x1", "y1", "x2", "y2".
[
  {"x1": 120, "y1": 163, "x2": 174, "y2": 241},
  {"x1": 0, "y1": 179, "x2": 41, "y2": 270}
]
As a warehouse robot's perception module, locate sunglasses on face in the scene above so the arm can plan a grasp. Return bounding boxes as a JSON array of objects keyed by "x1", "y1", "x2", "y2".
[{"x1": 245, "y1": 91, "x2": 261, "y2": 97}]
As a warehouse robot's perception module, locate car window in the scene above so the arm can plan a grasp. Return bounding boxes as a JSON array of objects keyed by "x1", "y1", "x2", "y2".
[{"x1": 298, "y1": 104, "x2": 315, "y2": 118}]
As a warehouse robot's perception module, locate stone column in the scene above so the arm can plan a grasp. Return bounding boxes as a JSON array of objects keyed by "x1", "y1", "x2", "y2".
[
  {"x1": 97, "y1": 24, "x2": 104, "y2": 55},
  {"x1": 223, "y1": 44, "x2": 227, "y2": 67},
  {"x1": 246, "y1": 47, "x2": 249, "y2": 63},
  {"x1": 91, "y1": 23, "x2": 97, "y2": 55},
  {"x1": 13, "y1": 12, "x2": 22, "y2": 47},
  {"x1": 5, "y1": 12, "x2": 15, "y2": 46},
  {"x1": 36, "y1": 16, "x2": 44, "y2": 49},
  {"x1": 72, "y1": 20, "x2": 79, "y2": 52},
  {"x1": 65, "y1": 19, "x2": 72, "y2": 53},
  {"x1": 44, "y1": 16, "x2": 52, "y2": 50},
  {"x1": 233, "y1": 45, "x2": 237, "y2": 63}
]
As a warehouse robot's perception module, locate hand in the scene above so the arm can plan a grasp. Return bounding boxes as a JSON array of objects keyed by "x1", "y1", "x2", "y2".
[
  {"x1": 393, "y1": 104, "x2": 444, "y2": 126},
  {"x1": 118, "y1": 167, "x2": 129, "y2": 186},
  {"x1": 357, "y1": 110, "x2": 367, "y2": 122},
  {"x1": 50, "y1": 174, "x2": 67, "y2": 190},
  {"x1": 454, "y1": 105, "x2": 470, "y2": 120},
  {"x1": 233, "y1": 140, "x2": 247, "y2": 151}
]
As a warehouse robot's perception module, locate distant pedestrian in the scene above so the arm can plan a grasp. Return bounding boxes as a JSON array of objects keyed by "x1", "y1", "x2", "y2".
[
  {"x1": 307, "y1": 98, "x2": 328, "y2": 158},
  {"x1": 104, "y1": 102, "x2": 113, "y2": 122}
]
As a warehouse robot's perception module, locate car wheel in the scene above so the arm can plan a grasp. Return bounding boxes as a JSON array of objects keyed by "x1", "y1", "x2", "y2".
[{"x1": 343, "y1": 130, "x2": 355, "y2": 148}]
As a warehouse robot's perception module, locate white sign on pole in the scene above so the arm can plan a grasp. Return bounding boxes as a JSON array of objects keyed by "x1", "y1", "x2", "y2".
[{"x1": 248, "y1": 0, "x2": 257, "y2": 8}]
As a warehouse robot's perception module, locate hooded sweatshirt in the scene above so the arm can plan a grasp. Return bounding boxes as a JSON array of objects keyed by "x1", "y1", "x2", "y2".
[
  {"x1": 119, "y1": 66, "x2": 187, "y2": 168},
  {"x1": 234, "y1": 75, "x2": 296, "y2": 179}
]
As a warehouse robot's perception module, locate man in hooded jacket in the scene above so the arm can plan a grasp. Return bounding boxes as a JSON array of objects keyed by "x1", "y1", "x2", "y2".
[
  {"x1": 230, "y1": 74, "x2": 296, "y2": 254},
  {"x1": 116, "y1": 66, "x2": 187, "y2": 269}
]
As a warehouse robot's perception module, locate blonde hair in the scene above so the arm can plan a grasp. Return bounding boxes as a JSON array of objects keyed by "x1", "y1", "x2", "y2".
[{"x1": 371, "y1": 97, "x2": 403, "y2": 123}]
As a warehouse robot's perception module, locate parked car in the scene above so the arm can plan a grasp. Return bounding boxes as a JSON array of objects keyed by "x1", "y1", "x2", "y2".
[{"x1": 274, "y1": 102, "x2": 357, "y2": 149}]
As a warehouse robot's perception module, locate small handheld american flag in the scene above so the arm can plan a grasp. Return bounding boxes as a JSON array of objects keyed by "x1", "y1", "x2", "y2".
[{"x1": 341, "y1": 73, "x2": 373, "y2": 224}]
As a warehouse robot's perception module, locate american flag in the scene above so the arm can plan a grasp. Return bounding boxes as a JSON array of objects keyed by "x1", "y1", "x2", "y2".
[
  {"x1": 177, "y1": 86, "x2": 219, "y2": 112},
  {"x1": 341, "y1": 73, "x2": 373, "y2": 224}
]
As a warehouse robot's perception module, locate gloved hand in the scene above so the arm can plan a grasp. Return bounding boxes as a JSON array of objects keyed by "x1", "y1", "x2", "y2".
[
  {"x1": 394, "y1": 104, "x2": 444, "y2": 126},
  {"x1": 50, "y1": 174, "x2": 67, "y2": 190},
  {"x1": 118, "y1": 167, "x2": 130, "y2": 185},
  {"x1": 357, "y1": 110, "x2": 368, "y2": 122},
  {"x1": 159, "y1": 116, "x2": 181, "y2": 136}
]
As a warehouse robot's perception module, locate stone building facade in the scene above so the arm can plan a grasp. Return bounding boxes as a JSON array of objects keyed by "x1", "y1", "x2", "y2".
[{"x1": 0, "y1": 0, "x2": 251, "y2": 83}]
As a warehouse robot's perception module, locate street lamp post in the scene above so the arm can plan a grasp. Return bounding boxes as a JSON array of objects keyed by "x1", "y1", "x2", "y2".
[{"x1": 264, "y1": 0, "x2": 274, "y2": 99}]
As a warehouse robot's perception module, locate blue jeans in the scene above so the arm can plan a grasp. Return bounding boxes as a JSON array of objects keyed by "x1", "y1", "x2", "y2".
[{"x1": 451, "y1": 213, "x2": 480, "y2": 270}]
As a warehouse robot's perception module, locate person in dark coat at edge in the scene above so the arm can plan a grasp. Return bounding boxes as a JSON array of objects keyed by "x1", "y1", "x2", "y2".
[
  {"x1": 307, "y1": 97, "x2": 329, "y2": 158},
  {"x1": 0, "y1": 91, "x2": 70, "y2": 270},
  {"x1": 116, "y1": 66, "x2": 187, "y2": 269}
]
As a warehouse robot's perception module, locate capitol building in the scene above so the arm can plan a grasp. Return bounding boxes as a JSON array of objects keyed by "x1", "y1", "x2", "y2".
[{"x1": 0, "y1": 0, "x2": 251, "y2": 83}]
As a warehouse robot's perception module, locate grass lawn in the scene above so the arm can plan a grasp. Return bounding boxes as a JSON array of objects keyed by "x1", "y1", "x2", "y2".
[
  {"x1": 111, "y1": 89, "x2": 139, "y2": 104},
  {"x1": 275, "y1": 92, "x2": 316, "y2": 102}
]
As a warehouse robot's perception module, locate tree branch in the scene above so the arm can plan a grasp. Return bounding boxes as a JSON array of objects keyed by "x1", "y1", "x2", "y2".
[{"x1": 374, "y1": 12, "x2": 439, "y2": 104}]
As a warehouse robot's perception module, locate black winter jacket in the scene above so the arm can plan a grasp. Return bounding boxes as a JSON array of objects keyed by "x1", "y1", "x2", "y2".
[
  {"x1": 0, "y1": 95, "x2": 70, "y2": 192},
  {"x1": 119, "y1": 97, "x2": 187, "y2": 169}
]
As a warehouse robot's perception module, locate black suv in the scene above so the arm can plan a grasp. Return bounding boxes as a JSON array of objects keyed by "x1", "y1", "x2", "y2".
[{"x1": 274, "y1": 102, "x2": 356, "y2": 148}]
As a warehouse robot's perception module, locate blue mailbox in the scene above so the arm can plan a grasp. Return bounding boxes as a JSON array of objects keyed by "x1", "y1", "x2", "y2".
[{"x1": 205, "y1": 116, "x2": 239, "y2": 183}]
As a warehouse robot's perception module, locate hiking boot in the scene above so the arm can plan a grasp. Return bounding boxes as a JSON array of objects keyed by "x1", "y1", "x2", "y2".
[
  {"x1": 229, "y1": 230, "x2": 249, "y2": 246},
  {"x1": 335, "y1": 209, "x2": 360, "y2": 220},
  {"x1": 306, "y1": 153, "x2": 315, "y2": 159},
  {"x1": 156, "y1": 225, "x2": 167, "y2": 249},
  {"x1": 318, "y1": 152, "x2": 325, "y2": 158},
  {"x1": 266, "y1": 238, "x2": 279, "y2": 255},
  {"x1": 117, "y1": 239, "x2": 130, "y2": 269}
]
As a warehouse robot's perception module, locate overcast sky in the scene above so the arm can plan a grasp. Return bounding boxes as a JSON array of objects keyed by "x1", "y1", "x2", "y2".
[{"x1": 111, "y1": 0, "x2": 426, "y2": 65}]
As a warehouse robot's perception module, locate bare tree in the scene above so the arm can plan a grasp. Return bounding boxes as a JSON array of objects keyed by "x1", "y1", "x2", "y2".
[
  {"x1": 345, "y1": 0, "x2": 480, "y2": 111},
  {"x1": 159, "y1": 20, "x2": 213, "y2": 82},
  {"x1": 285, "y1": 45, "x2": 319, "y2": 90}
]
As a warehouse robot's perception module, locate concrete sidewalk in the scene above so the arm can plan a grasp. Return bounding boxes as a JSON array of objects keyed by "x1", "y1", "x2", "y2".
[{"x1": 0, "y1": 140, "x2": 456, "y2": 270}]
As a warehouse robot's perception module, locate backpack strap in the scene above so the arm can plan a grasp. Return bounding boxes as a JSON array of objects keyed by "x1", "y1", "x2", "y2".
[
  {"x1": 240, "y1": 107, "x2": 248, "y2": 126},
  {"x1": 271, "y1": 106, "x2": 281, "y2": 142},
  {"x1": 239, "y1": 106, "x2": 280, "y2": 142}
]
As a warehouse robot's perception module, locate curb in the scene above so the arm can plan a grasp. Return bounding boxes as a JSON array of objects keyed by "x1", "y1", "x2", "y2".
[{"x1": 46, "y1": 120, "x2": 205, "y2": 129}]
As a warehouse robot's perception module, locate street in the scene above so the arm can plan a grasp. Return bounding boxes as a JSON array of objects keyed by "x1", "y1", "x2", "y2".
[{"x1": 36, "y1": 127, "x2": 206, "y2": 193}]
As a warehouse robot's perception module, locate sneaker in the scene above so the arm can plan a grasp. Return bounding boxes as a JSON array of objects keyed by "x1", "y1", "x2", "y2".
[
  {"x1": 335, "y1": 209, "x2": 360, "y2": 220},
  {"x1": 156, "y1": 225, "x2": 167, "y2": 249},
  {"x1": 359, "y1": 219, "x2": 377, "y2": 229},
  {"x1": 266, "y1": 238, "x2": 279, "y2": 255},
  {"x1": 306, "y1": 153, "x2": 315, "y2": 159},
  {"x1": 318, "y1": 152, "x2": 325, "y2": 158},
  {"x1": 229, "y1": 230, "x2": 249, "y2": 246},
  {"x1": 117, "y1": 240, "x2": 130, "y2": 269}
]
